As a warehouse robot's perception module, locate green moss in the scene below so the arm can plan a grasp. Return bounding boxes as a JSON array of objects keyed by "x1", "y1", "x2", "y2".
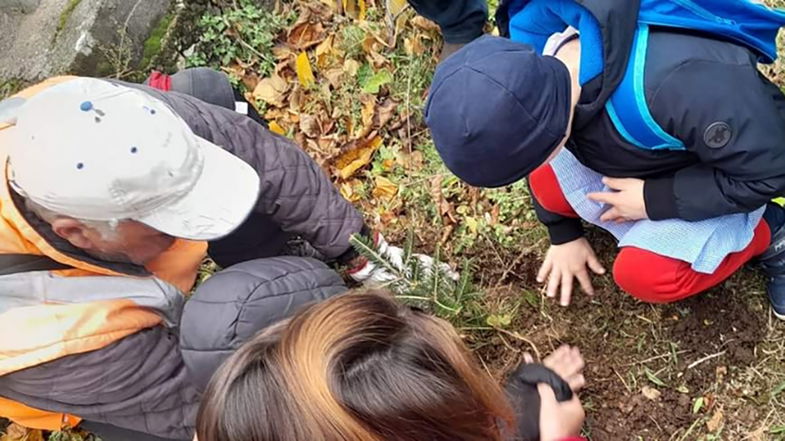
[
  {"x1": 140, "y1": 12, "x2": 174, "y2": 70},
  {"x1": 55, "y1": 0, "x2": 83, "y2": 39},
  {"x1": 0, "y1": 79, "x2": 29, "y2": 99}
]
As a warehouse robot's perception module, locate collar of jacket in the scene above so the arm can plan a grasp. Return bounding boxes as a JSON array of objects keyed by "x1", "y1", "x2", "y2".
[{"x1": 7, "y1": 184, "x2": 150, "y2": 277}]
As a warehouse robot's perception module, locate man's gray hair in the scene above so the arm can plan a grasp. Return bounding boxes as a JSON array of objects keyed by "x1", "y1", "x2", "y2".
[{"x1": 24, "y1": 198, "x2": 120, "y2": 239}]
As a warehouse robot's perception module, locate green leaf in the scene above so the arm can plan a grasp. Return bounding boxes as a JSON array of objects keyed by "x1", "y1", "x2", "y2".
[
  {"x1": 692, "y1": 396, "x2": 704, "y2": 414},
  {"x1": 361, "y1": 70, "x2": 393, "y2": 94},
  {"x1": 486, "y1": 314, "x2": 512, "y2": 328},
  {"x1": 644, "y1": 368, "x2": 667, "y2": 387},
  {"x1": 770, "y1": 425, "x2": 785, "y2": 434}
]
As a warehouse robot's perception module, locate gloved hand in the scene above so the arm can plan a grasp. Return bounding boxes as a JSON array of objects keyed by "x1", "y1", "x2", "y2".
[{"x1": 348, "y1": 233, "x2": 458, "y2": 285}]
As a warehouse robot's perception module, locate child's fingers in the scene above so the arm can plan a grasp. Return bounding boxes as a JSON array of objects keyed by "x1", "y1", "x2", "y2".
[
  {"x1": 560, "y1": 273, "x2": 573, "y2": 307},
  {"x1": 547, "y1": 268, "x2": 561, "y2": 298},
  {"x1": 575, "y1": 269, "x2": 594, "y2": 296},
  {"x1": 564, "y1": 373, "x2": 586, "y2": 392},
  {"x1": 537, "y1": 258, "x2": 552, "y2": 283},
  {"x1": 587, "y1": 191, "x2": 616, "y2": 205},
  {"x1": 587, "y1": 254, "x2": 606, "y2": 275},
  {"x1": 600, "y1": 207, "x2": 622, "y2": 222}
]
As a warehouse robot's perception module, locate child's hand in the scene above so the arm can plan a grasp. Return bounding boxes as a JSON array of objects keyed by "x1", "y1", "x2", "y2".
[
  {"x1": 538, "y1": 383, "x2": 585, "y2": 441},
  {"x1": 587, "y1": 177, "x2": 647, "y2": 223},
  {"x1": 537, "y1": 238, "x2": 606, "y2": 306},
  {"x1": 542, "y1": 345, "x2": 586, "y2": 392}
]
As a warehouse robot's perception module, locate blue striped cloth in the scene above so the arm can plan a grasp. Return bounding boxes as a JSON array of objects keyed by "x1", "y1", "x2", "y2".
[{"x1": 549, "y1": 149, "x2": 765, "y2": 274}]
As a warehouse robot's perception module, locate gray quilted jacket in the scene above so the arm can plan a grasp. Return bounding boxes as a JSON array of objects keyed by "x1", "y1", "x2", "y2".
[{"x1": 124, "y1": 82, "x2": 365, "y2": 260}]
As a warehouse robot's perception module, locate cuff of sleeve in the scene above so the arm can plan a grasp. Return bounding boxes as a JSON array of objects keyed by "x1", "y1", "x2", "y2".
[
  {"x1": 548, "y1": 218, "x2": 584, "y2": 245},
  {"x1": 336, "y1": 224, "x2": 373, "y2": 267},
  {"x1": 644, "y1": 177, "x2": 678, "y2": 220}
]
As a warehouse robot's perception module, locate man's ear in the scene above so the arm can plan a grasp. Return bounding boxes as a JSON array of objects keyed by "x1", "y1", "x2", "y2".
[{"x1": 50, "y1": 218, "x2": 95, "y2": 250}]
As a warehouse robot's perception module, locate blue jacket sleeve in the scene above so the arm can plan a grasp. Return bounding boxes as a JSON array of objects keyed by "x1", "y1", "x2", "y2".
[{"x1": 644, "y1": 60, "x2": 785, "y2": 221}]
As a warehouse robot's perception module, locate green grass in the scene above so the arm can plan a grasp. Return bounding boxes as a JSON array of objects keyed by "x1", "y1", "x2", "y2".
[
  {"x1": 139, "y1": 12, "x2": 174, "y2": 70},
  {"x1": 55, "y1": 0, "x2": 83, "y2": 40}
]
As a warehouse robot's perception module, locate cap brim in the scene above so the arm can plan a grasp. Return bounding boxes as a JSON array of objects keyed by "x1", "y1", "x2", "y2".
[{"x1": 135, "y1": 137, "x2": 260, "y2": 241}]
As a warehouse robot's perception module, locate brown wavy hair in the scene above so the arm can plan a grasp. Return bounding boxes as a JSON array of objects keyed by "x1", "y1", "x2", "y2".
[{"x1": 196, "y1": 289, "x2": 514, "y2": 441}]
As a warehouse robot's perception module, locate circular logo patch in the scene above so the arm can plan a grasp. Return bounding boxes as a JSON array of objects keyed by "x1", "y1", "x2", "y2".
[{"x1": 704, "y1": 122, "x2": 732, "y2": 149}]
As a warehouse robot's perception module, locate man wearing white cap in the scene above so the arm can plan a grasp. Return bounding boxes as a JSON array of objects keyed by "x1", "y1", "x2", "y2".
[{"x1": 0, "y1": 74, "x2": 442, "y2": 440}]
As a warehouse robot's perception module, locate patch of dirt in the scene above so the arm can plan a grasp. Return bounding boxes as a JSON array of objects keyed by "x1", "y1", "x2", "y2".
[{"x1": 468, "y1": 229, "x2": 769, "y2": 440}]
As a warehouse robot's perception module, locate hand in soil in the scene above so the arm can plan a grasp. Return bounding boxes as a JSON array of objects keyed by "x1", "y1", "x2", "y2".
[
  {"x1": 537, "y1": 383, "x2": 585, "y2": 441},
  {"x1": 537, "y1": 237, "x2": 606, "y2": 306},
  {"x1": 543, "y1": 345, "x2": 586, "y2": 392}
]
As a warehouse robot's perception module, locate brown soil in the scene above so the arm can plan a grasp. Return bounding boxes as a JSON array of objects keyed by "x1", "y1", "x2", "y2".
[{"x1": 469, "y1": 230, "x2": 769, "y2": 440}]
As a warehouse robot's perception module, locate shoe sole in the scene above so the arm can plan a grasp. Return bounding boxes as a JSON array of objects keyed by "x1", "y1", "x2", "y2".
[{"x1": 775, "y1": 308, "x2": 785, "y2": 321}]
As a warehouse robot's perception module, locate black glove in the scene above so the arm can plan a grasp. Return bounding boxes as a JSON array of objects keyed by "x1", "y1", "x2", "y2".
[{"x1": 504, "y1": 363, "x2": 574, "y2": 441}]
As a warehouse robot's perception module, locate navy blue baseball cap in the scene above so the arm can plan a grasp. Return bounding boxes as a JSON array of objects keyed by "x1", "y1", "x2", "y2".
[{"x1": 425, "y1": 35, "x2": 572, "y2": 188}]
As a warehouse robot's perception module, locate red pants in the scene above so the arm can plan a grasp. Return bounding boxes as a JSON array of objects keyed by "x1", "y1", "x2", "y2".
[{"x1": 529, "y1": 165, "x2": 771, "y2": 303}]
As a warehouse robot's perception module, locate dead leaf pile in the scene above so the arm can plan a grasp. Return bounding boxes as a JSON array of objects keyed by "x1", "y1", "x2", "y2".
[{"x1": 217, "y1": 0, "x2": 445, "y2": 230}]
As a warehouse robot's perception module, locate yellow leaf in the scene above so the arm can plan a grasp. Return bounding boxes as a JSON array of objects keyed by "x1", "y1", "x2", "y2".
[
  {"x1": 296, "y1": 52, "x2": 316, "y2": 88},
  {"x1": 386, "y1": 0, "x2": 409, "y2": 16},
  {"x1": 268, "y1": 121, "x2": 286, "y2": 135},
  {"x1": 372, "y1": 176, "x2": 399, "y2": 201},
  {"x1": 315, "y1": 35, "x2": 335, "y2": 68},
  {"x1": 464, "y1": 216, "x2": 479, "y2": 234},
  {"x1": 1, "y1": 424, "x2": 44, "y2": 441},
  {"x1": 252, "y1": 75, "x2": 289, "y2": 107},
  {"x1": 343, "y1": 0, "x2": 357, "y2": 18},
  {"x1": 358, "y1": 0, "x2": 366, "y2": 20},
  {"x1": 360, "y1": 94, "x2": 375, "y2": 130},
  {"x1": 340, "y1": 180, "x2": 363, "y2": 203},
  {"x1": 334, "y1": 136, "x2": 383, "y2": 180}
]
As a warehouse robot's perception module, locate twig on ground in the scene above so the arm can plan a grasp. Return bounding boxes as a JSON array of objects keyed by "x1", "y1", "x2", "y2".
[
  {"x1": 622, "y1": 350, "x2": 690, "y2": 367},
  {"x1": 497, "y1": 332, "x2": 520, "y2": 354},
  {"x1": 613, "y1": 368, "x2": 632, "y2": 393},
  {"x1": 687, "y1": 350, "x2": 727, "y2": 370},
  {"x1": 495, "y1": 328, "x2": 541, "y2": 360},
  {"x1": 675, "y1": 417, "x2": 703, "y2": 441}
]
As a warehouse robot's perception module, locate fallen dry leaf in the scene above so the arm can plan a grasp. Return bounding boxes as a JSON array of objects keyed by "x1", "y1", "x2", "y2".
[
  {"x1": 300, "y1": 114, "x2": 321, "y2": 138},
  {"x1": 343, "y1": 59, "x2": 360, "y2": 76},
  {"x1": 706, "y1": 409, "x2": 724, "y2": 432},
  {"x1": 343, "y1": 0, "x2": 366, "y2": 19},
  {"x1": 252, "y1": 74, "x2": 289, "y2": 107},
  {"x1": 333, "y1": 135, "x2": 383, "y2": 180},
  {"x1": 324, "y1": 68, "x2": 343, "y2": 88},
  {"x1": 360, "y1": 94, "x2": 376, "y2": 130},
  {"x1": 411, "y1": 16, "x2": 440, "y2": 33},
  {"x1": 315, "y1": 34, "x2": 335, "y2": 68},
  {"x1": 1, "y1": 424, "x2": 44, "y2": 441},
  {"x1": 268, "y1": 121, "x2": 286, "y2": 135},
  {"x1": 374, "y1": 99, "x2": 398, "y2": 128},
  {"x1": 296, "y1": 52, "x2": 316, "y2": 88},
  {"x1": 288, "y1": 21, "x2": 326, "y2": 50},
  {"x1": 273, "y1": 43, "x2": 295, "y2": 60},
  {"x1": 386, "y1": 0, "x2": 409, "y2": 16},
  {"x1": 340, "y1": 179, "x2": 364, "y2": 203},
  {"x1": 372, "y1": 175, "x2": 399, "y2": 201}
]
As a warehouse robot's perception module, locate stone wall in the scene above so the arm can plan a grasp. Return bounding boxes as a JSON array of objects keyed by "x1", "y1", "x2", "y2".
[{"x1": 0, "y1": 0, "x2": 173, "y2": 81}]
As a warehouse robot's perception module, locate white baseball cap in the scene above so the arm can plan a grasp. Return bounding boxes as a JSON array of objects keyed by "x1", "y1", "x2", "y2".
[{"x1": 4, "y1": 78, "x2": 260, "y2": 241}]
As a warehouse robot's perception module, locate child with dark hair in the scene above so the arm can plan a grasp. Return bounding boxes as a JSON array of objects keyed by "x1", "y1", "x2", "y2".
[{"x1": 423, "y1": 0, "x2": 785, "y2": 318}]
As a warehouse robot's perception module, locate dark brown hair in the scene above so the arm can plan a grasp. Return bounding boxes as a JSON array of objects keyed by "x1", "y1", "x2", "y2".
[{"x1": 196, "y1": 289, "x2": 514, "y2": 441}]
